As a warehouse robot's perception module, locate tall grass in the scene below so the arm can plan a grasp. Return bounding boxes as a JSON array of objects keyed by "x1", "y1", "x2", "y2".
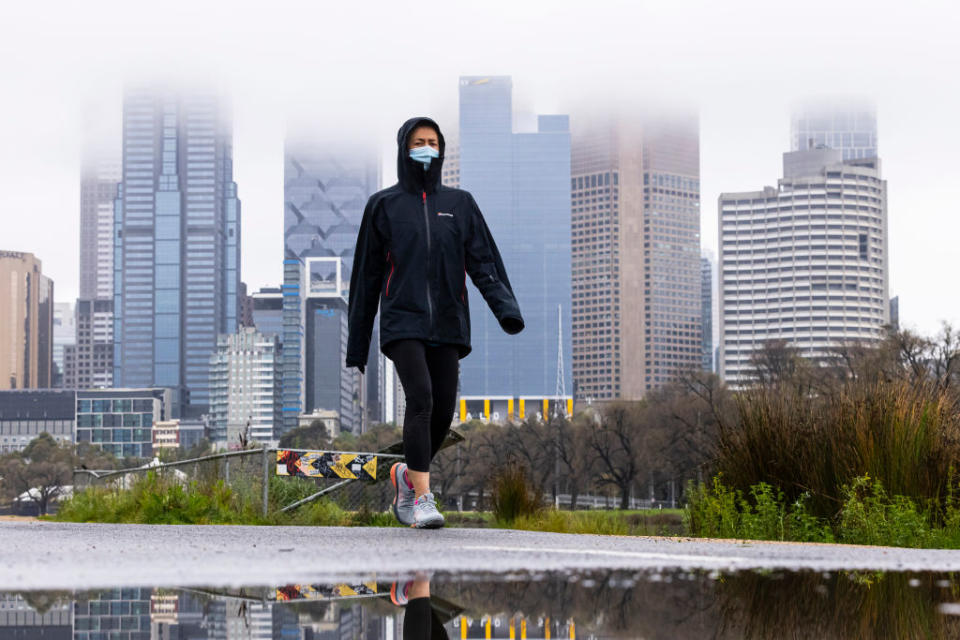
[
  {"x1": 717, "y1": 380, "x2": 960, "y2": 522},
  {"x1": 55, "y1": 471, "x2": 401, "y2": 527},
  {"x1": 491, "y1": 467, "x2": 543, "y2": 524}
]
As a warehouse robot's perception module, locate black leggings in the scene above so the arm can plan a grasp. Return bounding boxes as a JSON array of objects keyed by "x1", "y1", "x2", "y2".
[
  {"x1": 404, "y1": 598, "x2": 449, "y2": 639},
  {"x1": 384, "y1": 339, "x2": 459, "y2": 473}
]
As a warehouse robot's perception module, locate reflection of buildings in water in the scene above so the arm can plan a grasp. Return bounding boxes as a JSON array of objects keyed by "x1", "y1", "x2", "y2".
[
  {"x1": 450, "y1": 614, "x2": 575, "y2": 639},
  {"x1": 0, "y1": 594, "x2": 72, "y2": 640},
  {"x1": 73, "y1": 588, "x2": 152, "y2": 640}
]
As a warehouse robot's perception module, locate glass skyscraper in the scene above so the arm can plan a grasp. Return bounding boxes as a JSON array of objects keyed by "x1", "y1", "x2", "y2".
[
  {"x1": 282, "y1": 140, "x2": 380, "y2": 434},
  {"x1": 791, "y1": 100, "x2": 877, "y2": 160},
  {"x1": 113, "y1": 90, "x2": 241, "y2": 416},
  {"x1": 457, "y1": 76, "x2": 572, "y2": 397}
]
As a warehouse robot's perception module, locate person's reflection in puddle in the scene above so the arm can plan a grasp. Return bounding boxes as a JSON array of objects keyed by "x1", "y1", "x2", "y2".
[{"x1": 391, "y1": 573, "x2": 449, "y2": 639}]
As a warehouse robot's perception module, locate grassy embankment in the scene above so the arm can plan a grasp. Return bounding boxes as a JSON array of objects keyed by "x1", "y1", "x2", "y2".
[{"x1": 53, "y1": 470, "x2": 682, "y2": 533}]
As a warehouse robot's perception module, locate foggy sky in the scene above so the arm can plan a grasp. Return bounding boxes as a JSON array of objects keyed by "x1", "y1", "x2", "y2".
[{"x1": 1, "y1": 0, "x2": 958, "y2": 337}]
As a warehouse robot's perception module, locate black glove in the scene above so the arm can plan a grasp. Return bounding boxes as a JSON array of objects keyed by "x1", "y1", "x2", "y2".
[{"x1": 500, "y1": 316, "x2": 525, "y2": 335}]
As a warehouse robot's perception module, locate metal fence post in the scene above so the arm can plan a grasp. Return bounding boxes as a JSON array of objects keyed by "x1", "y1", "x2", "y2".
[{"x1": 261, "y1": 448, "x2": 269, "y2": 517}]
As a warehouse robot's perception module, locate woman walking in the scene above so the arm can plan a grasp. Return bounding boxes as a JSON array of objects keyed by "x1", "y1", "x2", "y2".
[{"x1": 346, "y1": 117, "x2": 524, "y2": 529}]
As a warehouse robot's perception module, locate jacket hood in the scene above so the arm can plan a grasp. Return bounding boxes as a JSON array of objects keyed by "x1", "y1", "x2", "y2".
[{"x1": 396, "y1": 116, "x2": 445, "y2": 194}]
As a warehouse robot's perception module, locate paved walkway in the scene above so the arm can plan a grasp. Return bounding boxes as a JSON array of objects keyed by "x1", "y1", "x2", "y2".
[{"x1": 4, "y1": 520, "x2": 960, "y2": 590}]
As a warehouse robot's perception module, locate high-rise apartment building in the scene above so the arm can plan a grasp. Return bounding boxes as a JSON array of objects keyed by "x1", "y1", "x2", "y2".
[
  {"x1": 791, "y1": 100, "x2": 877, "y2": 161},
  {"x1": 209, "y1": 327, "x2": 282, "y2": 446},
  {"x1": 282, "y1": 138, "x2": 380, "y2": 434},
  {"x1": 113, "y1": 90, "x2": 241, "y2": 416},
  {"x1": 570, "y1": 113, "x2": 701, "y2": 402},
  {"x1": 0, "y1": 251, "x2": 54, "y2": 390},
  {"x1": 718, "y1": 147, "x2": 888, "y2": 386},
  {"x1": 457, "y1": 76, "x2": 572, "y2": 398},
  {"x1": 701, "y1": 255, "x2": 713, "y2": 372}
]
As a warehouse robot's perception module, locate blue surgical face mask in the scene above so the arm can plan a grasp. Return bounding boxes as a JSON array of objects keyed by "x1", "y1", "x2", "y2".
[{"x1": 409, "y1": 145, "x2": 439, "y2": 170}]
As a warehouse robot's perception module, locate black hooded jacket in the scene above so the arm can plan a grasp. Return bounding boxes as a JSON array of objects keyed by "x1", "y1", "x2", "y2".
[{"x1": 346, "y1": 117, "x2": 524, "y2": 369}]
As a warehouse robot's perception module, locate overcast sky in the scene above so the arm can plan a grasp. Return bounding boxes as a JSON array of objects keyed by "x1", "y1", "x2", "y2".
[{"x1": 1, "y1": 0, "x2": 958, "y2": 336}]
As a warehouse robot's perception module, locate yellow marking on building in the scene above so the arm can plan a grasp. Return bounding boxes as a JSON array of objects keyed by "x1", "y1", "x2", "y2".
[
  {"x1": 460, "y1": 398, "x2": 467, "y2": 422},
  {"x1": 567, "y1": 398, "x2": 573, "y2": 415},
  {"x1": 519, "y1": 398, "x2": 525, "y2": 419},
  {"x1": 508, "y1": 397, "x2": 514, "y2": 420},
  {"x1": 484, "y1": 398, "x2": 490, "y2": 420}
]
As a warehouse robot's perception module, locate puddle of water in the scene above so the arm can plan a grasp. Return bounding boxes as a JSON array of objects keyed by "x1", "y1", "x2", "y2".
[{"x1": 5, "y1": 569, "x2": 960, "y2": 639}]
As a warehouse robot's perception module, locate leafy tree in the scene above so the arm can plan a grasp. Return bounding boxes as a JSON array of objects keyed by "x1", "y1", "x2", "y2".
[
  {"x1": 279, "y1": 421, "x2": 333, "y2": 451},
  {"x1": 0, "y1": 433, "x2": 73, "y2": 515}
]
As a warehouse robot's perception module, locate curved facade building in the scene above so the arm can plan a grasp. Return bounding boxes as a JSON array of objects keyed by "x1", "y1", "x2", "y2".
[{"x1": 719, "y1": 147, "x2": 888, "y2": 387}]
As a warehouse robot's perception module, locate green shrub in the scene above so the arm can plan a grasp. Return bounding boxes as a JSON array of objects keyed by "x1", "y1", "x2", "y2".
[{"x1": 491, "y1": 466, "x2": 543, "y2": 524}]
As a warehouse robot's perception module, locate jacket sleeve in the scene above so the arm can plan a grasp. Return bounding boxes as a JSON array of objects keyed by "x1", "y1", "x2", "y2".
[
  {"x1": 346, "y1": 197, "x2": 386, "y2": 368},
  {"x1": 464, "y1": 194, "x2": 524, "y2": 335}
]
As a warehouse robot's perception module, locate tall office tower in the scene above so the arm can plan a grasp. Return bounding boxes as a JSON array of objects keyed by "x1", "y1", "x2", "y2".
[
  {"x1": 571, "y1": 113, "x2": 701, "y2": 402},
  {"x1": 53, "y1": 302, "x2": 75, "y2": 386},
  {"x1": 70, "y1": 153, "x2": 122, "y2": 392},
  {"x1": 718, "y1": 147, "x2": 888, "y2": 387},
  {"x1": 0, "y1": 251, "x2": 53, "y2": 389},
  {"x1": 791, "y1": 99, "x2": 877, "y2": 161},
  {"x1": 458, "y1": 76, "x2": 572, "y2": 397},
  {"x1": 208, "y1": 327, "x2": 282, "y2": 446},
  {"x1": 114, "y1": 90, "x2": 241, "y2": 416},
  {"x1": 701, "y1": 256, "x2": 713, "y2": 372},
  {"x1": 282, "y1": 136, "x2": 379, "y2": 435},
  {"x1": 80, "y1": 154, "x2": 122, "y2": 300}
]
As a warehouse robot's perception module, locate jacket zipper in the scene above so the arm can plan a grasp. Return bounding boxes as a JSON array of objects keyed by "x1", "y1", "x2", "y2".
[
  {"x1": 385, "y1": 251, "x2": 395, "y2": 297},
  {"x1": 422, "y1": 191, "x2": 435, "y2": 334}
]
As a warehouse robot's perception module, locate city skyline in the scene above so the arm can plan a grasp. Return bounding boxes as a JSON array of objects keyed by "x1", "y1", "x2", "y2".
[{"x1": 2, "y1": 1, "x2": 957, "y2": 338}]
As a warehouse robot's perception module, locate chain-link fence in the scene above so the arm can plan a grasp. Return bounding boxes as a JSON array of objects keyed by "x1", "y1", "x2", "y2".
[{"x1": 72, "y1": 431, "x2": 465, "y2": 519}]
